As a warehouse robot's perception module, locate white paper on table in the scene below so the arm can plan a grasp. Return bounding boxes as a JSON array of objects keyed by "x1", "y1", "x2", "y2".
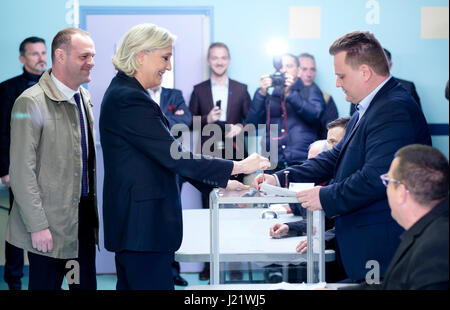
[
  {"x1": 268, "y1": 203, "x2": 289, "y2": 214},
  {"x1": 289, "y1": 182, "x2": 315, "y2": 192}
]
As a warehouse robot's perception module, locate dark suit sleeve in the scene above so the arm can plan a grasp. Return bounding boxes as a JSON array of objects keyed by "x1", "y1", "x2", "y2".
[
  {"x1": 164, "y1": 89, "x2": 192, "y2": 128},
  {"x1": 189, "y1": 87, "x2": 209, "y2": 127},
  {"x1": 286, "y1": 220, "x2": 306, "y2": 236},
  {"x1": 274, "y1": 142, "x2": 341, "y2": 187},
  {"x1": 119, "y1": 91, "x2": 233, "y2": 188}
]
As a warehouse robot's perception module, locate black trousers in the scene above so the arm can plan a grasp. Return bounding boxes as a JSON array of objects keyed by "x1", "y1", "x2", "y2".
[
  {"x1": 4, "y1": 188, "x2": 24, "y2": 290},
  {"x1": 27, "y1": 195, "x2": 97, "y2": 290},
  {"x1": 115, "y1": 251, "x2": 174, "y2": 290}
]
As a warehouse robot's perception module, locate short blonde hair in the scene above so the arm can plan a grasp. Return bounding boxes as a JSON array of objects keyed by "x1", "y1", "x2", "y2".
[{"x1": 112, "y1": 23, "x2": 176, "y2": 76}]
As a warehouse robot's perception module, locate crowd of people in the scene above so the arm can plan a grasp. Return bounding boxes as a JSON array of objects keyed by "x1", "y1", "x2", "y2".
[{"x1": 0, "y1": 23, "x2": 447, "y2": 290}]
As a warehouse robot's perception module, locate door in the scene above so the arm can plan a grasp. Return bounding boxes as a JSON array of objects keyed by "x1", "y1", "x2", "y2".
[{"x1": 82, "y1": 6, "x2": 212, "y2": 274}]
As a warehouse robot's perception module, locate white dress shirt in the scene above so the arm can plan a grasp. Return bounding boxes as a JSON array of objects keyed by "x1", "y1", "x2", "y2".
[{"x1": 211, "y1": 78, "x2": 229, "y2": 122}]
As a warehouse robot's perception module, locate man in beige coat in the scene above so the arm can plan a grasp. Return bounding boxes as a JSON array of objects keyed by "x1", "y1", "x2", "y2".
[{"x1": 6, "y1": 27, "x2": 99, "y2": 290}]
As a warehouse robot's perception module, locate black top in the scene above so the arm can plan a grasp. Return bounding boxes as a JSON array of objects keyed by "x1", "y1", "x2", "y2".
[
  {"x1": 0, "y1": 68, "x2": 42, "y2": 176},
  {"x1": 342, "y1": 197, "x2": 449, "y2": 290}
]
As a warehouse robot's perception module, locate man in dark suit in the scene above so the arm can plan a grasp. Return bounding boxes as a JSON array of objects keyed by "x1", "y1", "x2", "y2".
[
  {"x1": 189, "y1": 42, "x2": 252, "y2": 280},
  {"x1": 0, "y1": 36, "x2": 47, "y2": 290},
  {"x1": 342, "y1": 144, "x2": 448, "y2": 289},
  {"x1": 189, "y1": 42, "x2": 251, "y2": 165},
  {"x1": 253, "y1": 31, "x2": 432, "y2": 283},
  {"x1": 148, "y1": 85, "x2": 191, "y2": 286},
  {"x1": 350, "y1": 48, "x2": 422, "y2": 115}
]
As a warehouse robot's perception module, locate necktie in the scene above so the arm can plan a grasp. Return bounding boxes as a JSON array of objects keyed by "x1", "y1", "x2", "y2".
[{"x1": 73, "y1": 92, "x2": 88, "y2": 197}]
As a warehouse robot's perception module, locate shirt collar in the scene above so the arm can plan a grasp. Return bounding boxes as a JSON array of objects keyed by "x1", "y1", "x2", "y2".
[
  {"x1": 50, "y1": 72, "x2": 79, "y2": 103},
  {"x1": 357, "y1": 75, "x2": 392, "y2": 118},
  {"x1": 148, "y1": 86, "x2": 161, "y2": 96}
]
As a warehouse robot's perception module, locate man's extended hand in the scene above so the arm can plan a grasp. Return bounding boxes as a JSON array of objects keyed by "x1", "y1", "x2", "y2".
[
  {"x1": 31, "y1": 228, "x2": 53, "y2": 253},
  {"x1": 252, "y1": 173, "x2": 277, "y2": 190},
  {"x1": 270, "y1": 223, "x2": 289, "y2": 238},
  {"x1": 297, "y1": 186, "x2": 323, "y2": 211}
]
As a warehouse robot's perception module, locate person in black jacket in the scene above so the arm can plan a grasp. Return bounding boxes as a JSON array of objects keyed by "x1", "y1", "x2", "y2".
[
  {"x1": 0, "y1": 36, "x2": 47, "y2": 290},
  {"x1": 342, "y1": 144, "x2": 448, "y2": 289},
  {"x1": 99, "y1": 23, "x2": 270, "y2": 290}
]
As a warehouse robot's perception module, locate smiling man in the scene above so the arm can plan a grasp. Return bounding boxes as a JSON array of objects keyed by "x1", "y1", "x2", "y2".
[
  {"x1": 6, "y1": 28, "x2": 99, "y2": 290},
  {"x1": 253, "y1": 31, "x2": 432, "y2": 283},
  {"x1": 189, "y1": 42, "x2": 252, "y2": 281}
]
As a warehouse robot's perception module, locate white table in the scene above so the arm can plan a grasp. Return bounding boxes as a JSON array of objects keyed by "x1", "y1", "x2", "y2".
[{"x1": 175, "y1": 208, "x2": 335, "y2": 282}]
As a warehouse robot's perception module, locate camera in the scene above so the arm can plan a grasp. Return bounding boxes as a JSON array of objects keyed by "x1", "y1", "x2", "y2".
[{"x1": 269, "y1": 55, "x2": 285, "y2": 88}]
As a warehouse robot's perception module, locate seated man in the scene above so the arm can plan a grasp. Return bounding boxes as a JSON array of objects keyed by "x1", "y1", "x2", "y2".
[
  {"x1": 341, "y1": 144, "x2": 448, "y2": 289},
  {"x1": 326, "y1": 117, "x2": 350, "y2": 149}
]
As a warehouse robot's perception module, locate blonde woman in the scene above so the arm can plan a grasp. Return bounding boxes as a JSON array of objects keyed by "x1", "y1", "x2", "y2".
[{"x1": 99, "y1": 23, "x2": 269, "y2": 290}]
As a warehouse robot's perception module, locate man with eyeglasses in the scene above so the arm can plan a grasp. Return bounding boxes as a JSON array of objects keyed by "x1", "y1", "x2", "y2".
[{"x1": 342, "y1": 144, "x2": 448, "y2": 290}]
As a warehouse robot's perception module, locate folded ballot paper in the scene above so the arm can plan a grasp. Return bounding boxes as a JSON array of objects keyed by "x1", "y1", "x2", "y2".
[
  {"x1": 261, "y1": 182, "x2": 315, "y2": 218},
  {"x1": 260, "y1": 182, "x2": 314, "y2": 197}
]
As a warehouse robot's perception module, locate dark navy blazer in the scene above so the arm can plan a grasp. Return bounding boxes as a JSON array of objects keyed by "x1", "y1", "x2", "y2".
[
  {"x1": 276, "y1": 77, "x2": 432, "y2": 281},
  {"x1": 99, "y1": 71, "x2": 233, "y2": 253},
  {"x1": 160, "y1": 87, "x2": 192, "y2": 129}
]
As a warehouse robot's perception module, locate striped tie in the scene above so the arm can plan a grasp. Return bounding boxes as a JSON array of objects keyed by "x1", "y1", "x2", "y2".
[{"x1": 73, "y1": 92, "x2": 88, "y2": 197}]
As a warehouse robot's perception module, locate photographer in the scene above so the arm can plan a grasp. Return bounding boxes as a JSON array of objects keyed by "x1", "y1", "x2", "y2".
[{"x1": 246, "y1": 53, "x2": 325, "y2": 172}]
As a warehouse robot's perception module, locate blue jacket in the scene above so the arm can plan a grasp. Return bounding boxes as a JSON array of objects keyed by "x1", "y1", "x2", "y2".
[
  {"x1": 99, "y1": 71, "x2": 233, "y2": 253},
  {"x1": 246, "y1": 78, "x2": 325, "y2": 165},
  {"x1": 160, "y1": 87, "x2": 192, "y2": 129},
  {"x1": 275, "y1": 77, "x2": 432, "y2": 281}
]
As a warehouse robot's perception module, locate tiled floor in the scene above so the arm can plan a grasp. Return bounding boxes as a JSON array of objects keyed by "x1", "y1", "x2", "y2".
[
  {"x1": 0, "y1": 264, "x2": 269, "y2": 290},
  {"x1": 0, "y1": 266, "x2": 212, "y2": 290}
]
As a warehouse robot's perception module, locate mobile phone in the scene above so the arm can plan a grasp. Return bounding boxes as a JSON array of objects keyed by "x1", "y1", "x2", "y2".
[{"x1": 216, "y1": 100, "x2": 221, "y2": 109}]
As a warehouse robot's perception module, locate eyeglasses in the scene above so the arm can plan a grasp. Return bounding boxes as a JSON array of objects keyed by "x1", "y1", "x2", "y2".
[
  {"x1": 380, "y1": 173, "x2": 403, "y2": 187},
  {"x1": 380, "y1": 174, "x2": 409, "y2": 193}
]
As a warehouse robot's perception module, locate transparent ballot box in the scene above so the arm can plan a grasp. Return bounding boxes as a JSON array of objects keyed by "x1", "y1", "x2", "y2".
[{"x1": 208, "y1": 188, "x2": 335, "y2": 285}]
